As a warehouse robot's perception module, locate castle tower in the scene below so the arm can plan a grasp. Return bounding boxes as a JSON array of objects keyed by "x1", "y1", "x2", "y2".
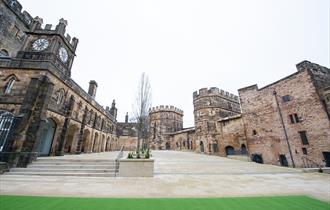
[
  {"x1": 109, "y1": 100, "x2": 117, "y2": 120},
  {"x1": 193, "y1": 87, "x2": 241, "y2": 154},
  {"x1": 88, "y1": 80, "x2": 98, "y2": 98},
  {"x1": 14, "y1": 17, "x2": 79, "y2": 77},
  {"x1": 148, "y1": 105, "x2": 184, "y2": 150}
]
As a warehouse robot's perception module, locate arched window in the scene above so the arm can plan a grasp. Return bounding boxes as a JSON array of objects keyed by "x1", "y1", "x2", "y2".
[
  {"x1": 0, "y1": 49, "x2": 9, "y2": 58},
  {"x1": 54, "y1": 89, "x2": 65, "y2": 105},
  {"x1": 4, "y1": 78, "x2": 16, "y2": 94}
]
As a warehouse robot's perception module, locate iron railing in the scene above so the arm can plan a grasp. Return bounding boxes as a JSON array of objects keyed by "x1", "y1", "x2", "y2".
[
  {"x1": 114, "y1": 146, "x2": 124, "y2": 177},
  {"x1": 302, "y1": 156, "x2": 324, "y2": 170}
]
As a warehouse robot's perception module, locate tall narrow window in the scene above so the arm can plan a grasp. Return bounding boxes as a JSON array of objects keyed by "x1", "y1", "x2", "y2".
[
  {"x1": 302, "y1": 148, "x2": 307, "y2": 155},
  {"x1": 4, "y1": 78, "x2": 16, "y2": 94},
  {"x1": 299, "y1": 131, "x2": 309, "y2": 145}
]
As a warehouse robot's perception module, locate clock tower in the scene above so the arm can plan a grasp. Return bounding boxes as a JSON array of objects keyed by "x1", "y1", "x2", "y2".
[{"x1": 15, "y1": 17, "x2": 79, "y2": 77}]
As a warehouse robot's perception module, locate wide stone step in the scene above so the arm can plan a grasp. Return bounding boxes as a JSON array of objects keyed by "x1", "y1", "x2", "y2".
[
  {"x1": 27, "y1": 164, "x2": 116, "y2": 169},
  {"x1": 10, "y1": 168, "x2": 116, "y2": 173},
  {"x1": 35, "y1": 159, "x2": 115, "y2": 163},
  {"x1": 6, "y1": 171, "x2": 116, "y2": 177}
]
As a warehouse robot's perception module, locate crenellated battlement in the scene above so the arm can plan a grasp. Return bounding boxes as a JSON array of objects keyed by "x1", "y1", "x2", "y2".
[
  {"x1": 4, "y1": 0, "x2": 79, "y2": 52},
  {"x1": 193, "y1": 87, "x2": 239, "y2": 102},
  {"x1": 4, "y1": 0, "x2": 33, "y2": 27},
  {"x1": 30, "y1": 18, "x2": 79, "y2": 52},
  {"x1": 149, "y1": 105, "x2": 184, "y2": 115}
]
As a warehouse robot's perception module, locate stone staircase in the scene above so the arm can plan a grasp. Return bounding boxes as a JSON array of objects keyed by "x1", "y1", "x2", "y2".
[{"x1": 6, "y1": 158, "x2": 117, "y2": 177}]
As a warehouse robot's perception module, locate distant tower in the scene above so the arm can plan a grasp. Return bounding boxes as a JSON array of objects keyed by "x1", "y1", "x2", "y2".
[
  {"x1": 88, "y1": 80, "x2": 98, "y2": 98},
  {"x1": 125, "y1": 112, "x2": 129, "y2": 123},
  {"x1": 149, "y1": 105, "x2": 184, "y2": 150},
  {"x1": 110, "y1": 100, "x2": 117, "y2": 120},
  {"x1": 193, "y1": 87, "x2": 241, "y2": 154}
]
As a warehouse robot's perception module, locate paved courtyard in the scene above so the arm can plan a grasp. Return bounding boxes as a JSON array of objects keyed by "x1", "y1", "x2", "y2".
[{"x1": 0, "y1": 151, "x2": 329, "y2": 201}]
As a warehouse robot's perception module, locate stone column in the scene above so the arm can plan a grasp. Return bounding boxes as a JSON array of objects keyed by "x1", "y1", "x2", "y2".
[{"x1": 13, "y1": 76, "x2": 54, "y2": 166}]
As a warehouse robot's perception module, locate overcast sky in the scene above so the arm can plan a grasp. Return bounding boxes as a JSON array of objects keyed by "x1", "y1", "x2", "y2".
[{"x1": 19, "y1": 0, "x2": 329, "y2": 127}]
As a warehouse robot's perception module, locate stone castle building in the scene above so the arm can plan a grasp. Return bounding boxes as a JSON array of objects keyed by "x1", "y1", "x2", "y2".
[
  {"x1": 0, "y1": 0, "x2": 118, "y2": 166},
  {"x1": 239, "y1": 61, "x2": 330, "y2": 168},
  {"x1": 0, "y1": 0, "x2": 329, "y2": 169},
  {"x1": 149, "y1": 88, "x2": 247, "y2": 158}
]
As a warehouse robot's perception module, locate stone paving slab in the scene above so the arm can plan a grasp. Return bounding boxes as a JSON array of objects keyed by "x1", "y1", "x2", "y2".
[{"x1": 1, "y1": 151, "x2": 329, "y2": 202}]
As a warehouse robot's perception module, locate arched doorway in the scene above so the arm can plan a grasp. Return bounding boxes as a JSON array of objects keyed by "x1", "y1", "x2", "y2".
[
  {"x1": 37, "y1": 118, "x2": 56, "y2": 156},
  {"x1": 165, "y1": 142, "x2": 170, "y2": 150},
  {"x1": 64, "y1": 124, "x2": 79, "y2": 153},
  {"x1": 200, "y1": 141, "x2": 204, "y2": 153},
  {"x1": 225, "y1": 146, "x2": 235, "y2": 156},
  {"x1": 279, "y1": 154, "x2": 288, "y2": 167},
  {"x1": 241, "y1": 144, "x2": 247, "y2": 155},
  {"x1": 92, "y1": 133, "x2": 99, "y2": 152},
  {"x1": 105, "y1": 136, "x2": 110, "y2": 151},
  {"x1": 81, "y1": 129, "x2": 90, "y2": 153},
  {"x1": 101, "y1": 135, "x2": 106, "y2": 152},
  {"x1": 213, "y1": 140, "x2": 219, "y2": 153},
  {"x1": 252, "y1": 154, "x2": 263, "y2": 164}
]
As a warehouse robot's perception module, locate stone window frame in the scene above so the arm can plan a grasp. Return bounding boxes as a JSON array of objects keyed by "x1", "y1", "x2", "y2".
[
  {"x1": 302, "y1": 147, "x2": 308, "y2": 155},
  {"x1": 282, "y1": 95, "x2": 291, "y2": 103},
  {"x1": 299, "y1": 131, "x2": 309, "y2": 145},
  {"x1": 3, "y1": 75, "x2": 18, "y2": 95}
]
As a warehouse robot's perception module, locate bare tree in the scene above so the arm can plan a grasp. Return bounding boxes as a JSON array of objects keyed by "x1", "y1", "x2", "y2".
[{"x1": 132, "y1": 72, "x2": 152, "y2": 152}]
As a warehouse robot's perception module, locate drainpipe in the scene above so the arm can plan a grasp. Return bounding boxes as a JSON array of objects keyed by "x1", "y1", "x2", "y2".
[{"x1": 273, "y1": 91, "x2": 295, "y2": 168}]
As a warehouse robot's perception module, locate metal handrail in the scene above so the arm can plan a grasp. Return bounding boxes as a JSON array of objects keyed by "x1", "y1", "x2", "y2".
[
  {"x1": 302, "y1": 156, "x2": 323, "y2": 170},
  {"x1": 114, "y1": 146, "x2": 124, "y2": 177}
]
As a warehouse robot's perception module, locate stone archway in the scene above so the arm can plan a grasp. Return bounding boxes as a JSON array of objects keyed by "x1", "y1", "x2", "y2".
[
  {"x1": 92, "y1": 132, "x2": 99, "y2": 152},
  {"x1": 252, "y1": 154, "x2": 263, "y2": 164},
  {"x1": 81, "y1": 129, "x2": 91, "y2": 153},
  {"x1": 279, "y1": 154, "x2": 288, "y2": 167},
  {"x1": 225, "y1": 146, "x2": 235, "y2": 156},
  {"x1": 64, "y1": 124, "x2": 79, "y2": 153},
  {"x1": 165, "y1": 142, "x2": 171, "y2": 150},
  {"x1": 200, "y1": 141, "x2": 204, "y2": 153},
  {"x1": 37, "y1": 118, "x2": 57, "y2": 156},
  {"x1": 101, "y1": 134, "x2": 106, "y2": 152},
  {"x1": 241, "y1": 144, "x2": 247, "y2": 155}
]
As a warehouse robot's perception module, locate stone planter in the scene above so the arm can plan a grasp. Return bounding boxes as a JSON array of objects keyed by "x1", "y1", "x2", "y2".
[{"x1": 118, "y1": 158, "x2": 154, "y2": 177}]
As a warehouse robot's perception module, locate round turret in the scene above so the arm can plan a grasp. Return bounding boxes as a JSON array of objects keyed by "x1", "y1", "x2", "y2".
[{"x1": 148, "y1": 105, "x2": 184, "y2": 150}]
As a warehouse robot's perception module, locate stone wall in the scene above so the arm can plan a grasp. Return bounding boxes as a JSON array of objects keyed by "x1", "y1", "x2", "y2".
[
  {"x1": 193, "y1": 87, "x2": 242, "y2": 155},
  {"x1": 238, "y1": 63, "x2": 330, "y2": 167},
  {"x1": 0, "y1": 0, "x2": 33, "y2": 57}
]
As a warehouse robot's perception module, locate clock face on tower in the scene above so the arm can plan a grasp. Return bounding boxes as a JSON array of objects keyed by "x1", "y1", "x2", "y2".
[
  {"x1": 32, "y1": 39, "x2": 49, "y2": 51},
  {"x1": 58, "y1": 47, "x2": 68, "y2": 63}
]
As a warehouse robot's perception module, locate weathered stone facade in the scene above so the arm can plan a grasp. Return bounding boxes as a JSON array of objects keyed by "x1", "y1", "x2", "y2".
[
  {"x1": 193, "y1": 87, "x2": 243, "y2": 155},
  {"x1": 148, "y1": 105, "x2": 183, "y2": 150},
  {"x1": 116, "y1": 113, "x2": 138, "y2": 151},
  {"x1": 148, "y1": 89, "x2": 247, "y2": 159},
  {"x1": 238, "y1": 61, "x2": 330, "y2": 168},
  {"x1": 0, "y1": 0, "x2": 118, "y2": 166}
]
